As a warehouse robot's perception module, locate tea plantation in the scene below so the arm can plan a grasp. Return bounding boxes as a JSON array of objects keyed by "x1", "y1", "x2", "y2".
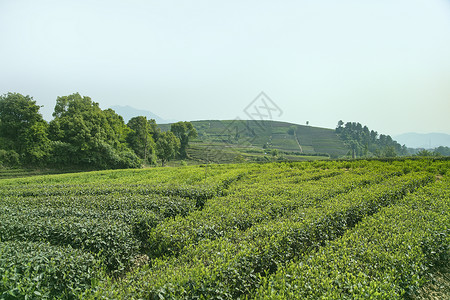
[{"x1": 0, "y1": 159, "x2": 448, "y2": 299}]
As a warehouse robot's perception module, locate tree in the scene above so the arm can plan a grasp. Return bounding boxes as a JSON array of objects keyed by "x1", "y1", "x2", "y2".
[
  {"x1": 0, "y1": 92, "x2": 50, "y2": 164},
  {"x1": 49, "y1": 93, "x2": 105, "y2": 149},
  {"x1": 103, "y1": 108, "x2": 131, "y2": 149},
  {"x1": 415, "y1": 149, "x2": 435, "y2": 157},
  {"x1": 434, "y1": 146, "x2": 450, "y2": 156},
  {"x1": 126, "y1": 116, "x2": 156, "y2": 164},
  {"x1": 336, "y1": 120, "x2": 404, "y2": 158},
  {"x1": 148, "y1": 119, "x2": 161, "y2": 142},
  {"x1": 383, "y1": 146, "x2": 397, "y2": 158},
  {"x1": 156, "y1": 131, "x2": 180, "y2": 166},
  {"x1": 49, "y1": 93, "x2": 140, "y2": 169},
  {"x1": 348, "y1": 140, "x2": 360, "y2": 159},
  {"x1": 287, "y1": 126, "x2": 296, "y2": 136},
  {"x1": 0, "y1": 149, "x2": 20, "y2": 167},
  {"x1": 170, "y1": 121, "x2": 197, "y2": 158}
]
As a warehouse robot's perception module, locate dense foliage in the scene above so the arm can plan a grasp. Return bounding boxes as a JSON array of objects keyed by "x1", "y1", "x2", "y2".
[
  {"x1": 336, "y1": 120, "x2": 407, "y2": 158},
  {"x1": 0, "y1": 93, "x2": 50, "y2": 165},
  {"x1": 0, "y1": 92, "x2": 197, "y2": 169},
  {"x1": 0, "y1": 158, "x2": 448, "y2": 299},
  {"x1": 126, "y1": 116, "x2": 158, "y2": 164},
  {"x1": 48, "y1": 93, "x2": 141, "y2": 169},
  {"x1": 170, "y1": 121, "x2": 198, "y2": 158}
]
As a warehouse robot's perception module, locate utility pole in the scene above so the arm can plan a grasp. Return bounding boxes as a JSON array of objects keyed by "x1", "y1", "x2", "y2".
[{"x1": 144, "y1": 123, "x2": 148, "y2": 163}]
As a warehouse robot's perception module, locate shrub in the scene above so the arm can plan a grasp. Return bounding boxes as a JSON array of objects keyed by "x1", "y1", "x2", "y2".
[{"x1": 0, "y1": 149, "x2": 19, "y2": 167}]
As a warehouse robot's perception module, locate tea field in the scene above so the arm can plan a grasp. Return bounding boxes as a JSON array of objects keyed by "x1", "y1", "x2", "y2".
[{"x1": 0, "y1": 159, "x2": 448, "y2": 299}]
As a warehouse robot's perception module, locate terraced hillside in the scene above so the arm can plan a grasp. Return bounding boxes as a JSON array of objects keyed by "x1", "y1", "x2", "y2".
[
  {"x1": 161, "y1": 120, "x2": 349, "y2": 163},
  {"x1": 0, "y1": 158, "x2": 448, "y2": 299}
]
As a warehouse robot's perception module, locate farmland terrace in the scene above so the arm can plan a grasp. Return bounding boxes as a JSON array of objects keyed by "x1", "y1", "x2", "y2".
[{"x1": 0, "y1": 158, "x2": 448, "y2": 299}]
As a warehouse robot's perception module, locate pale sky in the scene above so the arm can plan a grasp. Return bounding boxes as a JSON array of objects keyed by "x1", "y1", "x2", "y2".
[{"x1": 1, "y1": 0, "x2": 449, "y2": 135}]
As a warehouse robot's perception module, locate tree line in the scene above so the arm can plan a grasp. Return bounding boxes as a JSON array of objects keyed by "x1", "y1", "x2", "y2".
[
  {"x1": 0, "y1": 92, "x2": 197, "y2": 169},
  {"x1": 336, "y1": 120, "x2": 407, "y2": 158}
]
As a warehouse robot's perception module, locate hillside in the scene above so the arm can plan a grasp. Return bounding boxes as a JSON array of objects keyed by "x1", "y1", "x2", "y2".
[{"x1": 160, "y1": 120, "x2": 349, "y2": 163}]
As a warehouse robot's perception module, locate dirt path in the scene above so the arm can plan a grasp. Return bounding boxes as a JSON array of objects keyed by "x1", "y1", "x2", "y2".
[{"x1": 294, "y1": 131, "x2": 303, "y2": 153}]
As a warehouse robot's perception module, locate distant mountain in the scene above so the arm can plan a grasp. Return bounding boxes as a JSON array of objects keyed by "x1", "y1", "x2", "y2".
[
  {"x1": 109, "y1": 105, "x2": 176, "y2": 124},
  {"x1": 394, "y1": 133, "x2": 450, "y2": 148}
]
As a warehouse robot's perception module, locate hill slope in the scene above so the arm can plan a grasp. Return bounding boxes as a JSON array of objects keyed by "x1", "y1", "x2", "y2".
[{"x1": 161, "y1": 120, "x2": 349, "y2": 163}]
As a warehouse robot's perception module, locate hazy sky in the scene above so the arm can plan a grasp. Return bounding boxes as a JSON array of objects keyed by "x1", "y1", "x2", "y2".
[{"x1": 1, "y1": 0, "x2": 449, "y2": 135}]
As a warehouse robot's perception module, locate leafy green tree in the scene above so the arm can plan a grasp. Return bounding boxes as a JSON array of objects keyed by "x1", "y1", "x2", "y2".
[
  {"x1": 347, "y1": 140, "x2": 360, "y2": 159},
  {"x1": 336, "y1": 120, "x2": 404, "y2": 158},
  {"x1": 415, "y1": 149, "x2": 435, "y2": 157},
  {"x1": 382, "y1": 146, "x2": 397, "y2": 158},
  {"x1": 148, "y1": 119, "x2": 161, "y2": 142},
  {"x1": 156, "y1": 131, "x2": 180, "y2": 166},
  {"x1": 0, "y1": 149, "x2": 20, "y2": 167},
  {"x1": 126, "y1": 116, "x2": 156, "y2": 164},
  {"x1": 0, "y1": 92, "x2": 50, "y2": 164},
  {"x1": 434, "y1": 146, "x2": 450, "y2": 156},
  {"x1": 287, "y1": 126, "x2": 296, "y2": 136},
  {"x1": 49, "y1": 93, "x2": 105, "y2": 149},
  {"x1": 103, "y1": 109, "x2": 131, "y2": 149},
  {"x1": 170, "y1": 121, "x2": 197, "y2": 158},
  {"x1": 49, "y1": 93, "x2": 140, "y2": 169}
]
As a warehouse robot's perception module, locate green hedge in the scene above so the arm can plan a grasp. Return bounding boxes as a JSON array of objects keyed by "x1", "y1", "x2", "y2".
[
  {"x1": 257, "y1": 177, "x2": 449, "y2": 299},
  {"x1": 0, "y1": 241, "x2": 104, "y2": 299},
  {"x1": 1, "y1": 159, "x2": 447, "y2": 299},
  {"x1": 88, "y1": 172, "x2": 433, "y2": 299},
  {"x1": 145, "y1": 168, "x2": 400, "y2": 259}
]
